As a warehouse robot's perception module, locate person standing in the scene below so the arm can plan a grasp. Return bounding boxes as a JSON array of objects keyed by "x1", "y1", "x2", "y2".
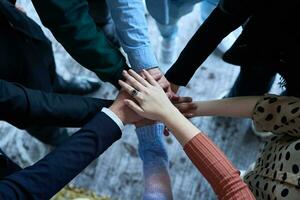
[
  {"x1": 145, "y1": 0, "x2": 239, "y2": 65},
  {"x1": 164, "y1": 0, "x2": 299, "y2": 98},
  {"x1": 0, "y1": 0, "x2": 101, "y2": 146}
]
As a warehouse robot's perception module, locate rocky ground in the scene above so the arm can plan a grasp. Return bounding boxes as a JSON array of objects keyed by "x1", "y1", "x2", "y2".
[{"x1": 1, "y1": 1, "x2": 283, "y2": 199}]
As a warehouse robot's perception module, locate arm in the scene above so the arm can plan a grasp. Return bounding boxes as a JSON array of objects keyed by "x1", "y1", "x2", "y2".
[
  {"x1": 105, "y1": 0, "x2": 176, "y2": 93},
  {"x1": 0, "y1": 91, "x2": 141, "y2": 200},
  {"x1": 0, "y1": 79, "x2": 112, "y2": 128},
  {"x1": 165, "y1": 5, "x2": 250, "y2": 86},
  {"x1": 0, "y1": 111, "x2": 121, "y2": 200},
  {"x1": 175, "y1": 96, "x2": 260, "y2": 118},
  {"x1": 31, "y1": 0, "x2": 128, "y2": 86},
  {"x1": 106, "y1": 0, "x2": 158, "y2": 72},
  {"x1": 119, "y1": 70, "x2": 255, "y2": 199},
  {"x1": 176, "y1": 94, "x2": 300, "y2": 137}
]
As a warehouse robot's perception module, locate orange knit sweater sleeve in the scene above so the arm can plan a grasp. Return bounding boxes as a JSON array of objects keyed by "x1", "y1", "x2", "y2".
[{"x1": 184, "y1": 134, "x2": 255, "y2": 200}]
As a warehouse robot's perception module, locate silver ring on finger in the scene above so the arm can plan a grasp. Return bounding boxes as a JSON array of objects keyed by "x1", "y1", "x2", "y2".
[{"x1": 131, "y1": 89, "x2": 139, "y2": 97}]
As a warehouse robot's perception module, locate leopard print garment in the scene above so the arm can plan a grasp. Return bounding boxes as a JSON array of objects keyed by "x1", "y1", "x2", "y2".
[{"x1": 244, "y1": 94, "x2": 300, "y2": 200}]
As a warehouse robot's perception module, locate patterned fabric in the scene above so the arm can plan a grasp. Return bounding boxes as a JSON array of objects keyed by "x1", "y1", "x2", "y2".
[{"x1": 244, "y1": 94, "x2": 300, "y2": 199}]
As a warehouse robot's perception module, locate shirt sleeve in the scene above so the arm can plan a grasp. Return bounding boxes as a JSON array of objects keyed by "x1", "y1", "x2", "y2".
[
  {"x1": 252, "y1": 94, "x2": 300, "y2": 137},
  {"x1": 184, "y1": 133, "x2": 255, "y2": 200},
  {"x1": 106, "y1": 0, "x2": 158, "y2": 72}
]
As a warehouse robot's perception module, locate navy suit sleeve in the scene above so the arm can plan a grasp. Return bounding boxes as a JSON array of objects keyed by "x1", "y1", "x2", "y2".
[
  {"x1": 0, "y1": 79, "x2": 112, "y2": 128},
  {"x1": 0, "y1": 112, "x2": 121, "y2": 200}
]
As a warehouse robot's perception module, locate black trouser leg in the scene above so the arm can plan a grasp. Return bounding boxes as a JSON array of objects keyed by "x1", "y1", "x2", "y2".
[
  {"x1": 0, "y1": 149, "x2": 22, "y2": 178},
  {"x1": 228, "y1": 65, "x2": 277, "y2": 97}
]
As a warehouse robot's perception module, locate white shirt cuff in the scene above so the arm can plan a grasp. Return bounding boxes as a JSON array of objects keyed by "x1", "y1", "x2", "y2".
[{"x1": 101, "y1": 107, "x2": 124, "y2": 130}]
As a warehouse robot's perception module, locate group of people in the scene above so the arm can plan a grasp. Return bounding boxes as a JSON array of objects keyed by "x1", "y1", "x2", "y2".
[{"x1": 0, "y1": 0, "x2": 299, "y2": 199}]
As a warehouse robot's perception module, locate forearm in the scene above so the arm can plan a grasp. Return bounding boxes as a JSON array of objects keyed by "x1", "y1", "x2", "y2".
[
  {"x1": 31, "y1": 0, "x2": 128, "y2": 86},
  {"x1": 184, "y1": 134, "x2": 255, "y2": 199},
  {"x1": 106, "y1": 0, "x2": 158, "y2": 71},
  {"x1": 160, "y1": 106, "x2": 255, "y2": 199},
  {"x1": 165, "y1": 6, "x2": 246, "y2": 86},
  {"x1": 0, "y1": 112, "x2": 121, "y2": 200},
  {"x1": 0, "y1": 80, "x2": 112, "y2": 128},
  {"x1": 162, "y1": 108, "x2": 200, "y2": 146},
  {"x1": 194, "y1": 96, "x2": 260, "y2": 118}
]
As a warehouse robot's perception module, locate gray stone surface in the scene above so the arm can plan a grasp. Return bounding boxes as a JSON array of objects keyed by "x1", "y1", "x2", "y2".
[{"x1": 1, "y1": 1, "x2": 283, "y2": 199}]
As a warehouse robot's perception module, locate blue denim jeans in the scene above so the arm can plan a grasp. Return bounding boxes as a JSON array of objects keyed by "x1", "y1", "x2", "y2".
[{"x1": 155, "y1": 0, "x2": 219, "y2": 41}]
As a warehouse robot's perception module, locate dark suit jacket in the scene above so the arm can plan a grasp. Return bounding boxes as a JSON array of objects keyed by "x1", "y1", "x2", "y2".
[
  {"x1": 0, "y1": 0, "x2": 58, "y2": 91},
  {"x1": 165, "y1": 0, "x2": 299, "y2": 87},
  {"x1": 0, "y1": 79, "x2": 119, "y2": 199},
  {"x1": 0, "y1": 79, "x2": 112, "y2": 128},
  {"x1": 0, "y1": 113, "x2": 121, "y2": 200}
]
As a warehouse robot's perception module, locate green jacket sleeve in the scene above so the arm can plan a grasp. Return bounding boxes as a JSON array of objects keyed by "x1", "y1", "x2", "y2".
[{"x1": 31, "y1": 0, "x2": 128, "y2": 87}]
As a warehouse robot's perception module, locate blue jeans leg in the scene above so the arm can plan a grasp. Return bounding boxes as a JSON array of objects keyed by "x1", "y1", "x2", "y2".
[{"x1": 156, "y1": 22, "x2": 178, "y2": 42}]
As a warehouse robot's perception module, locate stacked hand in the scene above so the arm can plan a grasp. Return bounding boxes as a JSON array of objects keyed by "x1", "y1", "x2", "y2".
[
  {"x1": 146, "y1": 68, "x2": 179, "y2": 98},
  {"x1": 110, "y1": 68, "x2": 193, "y2": 127},
  {"x1": 119, "y1": 69, "x2": 176, "y2": 121},
  {"x1": 172, "y1": 96, "x2": 198, "y2": 118},
  {"x1": 109, "y1": 91, "x2": 144, "y2": 124},
  {"x1": 148, "y1": 68, "x2": 196, "y2": 118}
]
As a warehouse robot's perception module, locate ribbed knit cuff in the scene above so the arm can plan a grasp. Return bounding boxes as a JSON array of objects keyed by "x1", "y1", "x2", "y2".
[
  {"x1": 136, "y1": 123, "x2": 168, "y2": 162},
  {"x1": 184, "y1": 134, "x2": 254, "y2": 200}
]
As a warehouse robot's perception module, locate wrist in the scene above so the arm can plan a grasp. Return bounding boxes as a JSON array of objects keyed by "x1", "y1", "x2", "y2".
[
  {"x1": 194, "y1": 101, "x2": 202, "y2": 116},
  {"x1": 109, "y1": 104, "x2": 126, "y2": 124},
  {"x1": 160, "y1": 106, "x2": 180, "y2": 125}
]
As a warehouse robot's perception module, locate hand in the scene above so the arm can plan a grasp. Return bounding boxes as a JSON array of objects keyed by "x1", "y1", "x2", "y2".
[
  {"x1": 109, "y1": 91, "x2": 143, "y2": 124},
  {"x1": 119, "y1": 69, "x2": 177, "y2": 121},
  {"x1": 146, "y1": 68, "x2": 178, "y2": 98},
  {"x1": 172, "y1": 97, "x2": 198, "y2": 118}
]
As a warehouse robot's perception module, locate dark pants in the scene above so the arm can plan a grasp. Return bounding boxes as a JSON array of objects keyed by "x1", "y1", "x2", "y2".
[
  {"x1": 228, "y1": 65, "x2": 277, "y2": 97},
  {"x1": 0, "y1": 149, "x2": 21, "y2": 179}
]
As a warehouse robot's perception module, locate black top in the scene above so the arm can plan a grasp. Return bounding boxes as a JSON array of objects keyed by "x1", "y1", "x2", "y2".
[{"x1": 165, "y1": 0, "x2": 299, "y2": 86}]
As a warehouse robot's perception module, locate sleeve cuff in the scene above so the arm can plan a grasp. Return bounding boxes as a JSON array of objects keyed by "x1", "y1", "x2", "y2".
[
  {"x1": 126, "y1": 46, "x2": 158, "y2": 72},
  {"x1": 101, "y1": 107, "x2": 124, "y2": 130},
  {"x1": 136, "y1": 123, "x2": 165, "y2": 143}
]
